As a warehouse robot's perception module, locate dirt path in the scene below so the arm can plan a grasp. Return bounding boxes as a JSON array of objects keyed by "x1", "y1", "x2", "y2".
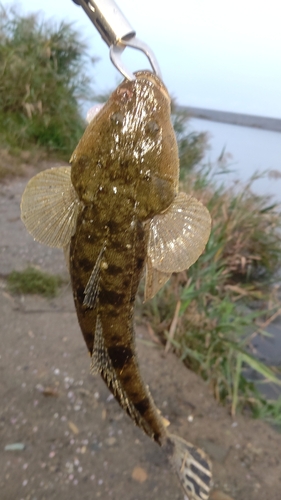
[{"x1": 0, "y1": 172, "x2": 281, "y2": 500}]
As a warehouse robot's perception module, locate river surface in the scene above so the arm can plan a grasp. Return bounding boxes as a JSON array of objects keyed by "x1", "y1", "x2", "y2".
[
  {"x1": 189, "y1": 118, "x2": 281, "y2": 202},
  {"x1": 190, "y1": 118, "x2": 281, "y2": 398}
]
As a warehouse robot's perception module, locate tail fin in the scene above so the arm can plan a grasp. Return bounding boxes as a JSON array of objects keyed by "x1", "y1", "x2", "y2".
[{"x1": 165, "y1": 433, "x2": 212, "y2": 500}]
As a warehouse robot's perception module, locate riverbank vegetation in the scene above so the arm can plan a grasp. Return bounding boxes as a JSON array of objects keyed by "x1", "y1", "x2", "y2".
[
  {"x1": 7, "y1": 267, "x2": 63, "y2": 297},
  {"x1": 0, "y1": 4, "x2": 94, "y2": 163},
  {"x1": 141, "y1": 106, "x2": 281, "y2": 421},
  {"x1": 2, "y1": 8, "x2": 281, "y2": 426}
]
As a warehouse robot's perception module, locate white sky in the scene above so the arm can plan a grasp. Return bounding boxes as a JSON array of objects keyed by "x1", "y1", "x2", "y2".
[{"x1": 6, "y1": 0, "x2": 281, "y2": 118}]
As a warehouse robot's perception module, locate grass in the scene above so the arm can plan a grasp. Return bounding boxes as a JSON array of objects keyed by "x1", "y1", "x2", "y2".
[
  {"x1": 7, "y1": 267, "x2": 63, "y2": 298},
  {"x1": 251, "y1": 396, "x2": 281, "y2": 427},
  {"x1": 140, "y1": 128, "x2": 281, "y2": 421},
  {"x1": 0, "y1": 4, "x2": 95, "y2": 162}
]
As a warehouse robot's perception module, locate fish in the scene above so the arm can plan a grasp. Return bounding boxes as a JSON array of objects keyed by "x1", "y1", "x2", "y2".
[{"x1": 21, "y1": 70, "x2": 212, "y2": 500}]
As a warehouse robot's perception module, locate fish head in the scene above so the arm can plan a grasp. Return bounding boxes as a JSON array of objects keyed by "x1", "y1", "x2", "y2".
[{"x1": 70, "y1": 71, "x2": 179, "y2": 214}]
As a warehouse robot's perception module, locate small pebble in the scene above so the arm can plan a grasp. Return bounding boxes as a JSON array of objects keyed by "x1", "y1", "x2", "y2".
[
  {"x1": 5, "y1": 443, "x2": 25, "y2": 451},
  {"x1": 105, "y1": 437, "x2": 116, "y2": 446},
  {"x1": 132, "y1": 466, "x2": 148, "y2": 483},
  {"x1": 210, "y1": 491, "x2": 235, "y2": 500}
]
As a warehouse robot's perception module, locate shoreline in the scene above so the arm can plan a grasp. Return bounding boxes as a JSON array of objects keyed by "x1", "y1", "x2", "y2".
[{"x1": 179, "y1": 105, "x2": 281, "y2": 132}]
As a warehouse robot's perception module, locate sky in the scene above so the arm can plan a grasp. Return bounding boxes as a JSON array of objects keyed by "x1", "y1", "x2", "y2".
[{"x1": 5, "y1": 0, "x2": 281, "y2": 118}]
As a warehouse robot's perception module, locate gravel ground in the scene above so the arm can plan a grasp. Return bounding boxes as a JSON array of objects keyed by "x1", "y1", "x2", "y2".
[{"x1": 0, "y1": 170, "x2": 281, "y2": 500}]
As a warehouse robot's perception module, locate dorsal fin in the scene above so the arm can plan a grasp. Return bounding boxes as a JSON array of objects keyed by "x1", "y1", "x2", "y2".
[
  {"x1": 83, "y1": 244, "x2": 105, "y2": 309},
  {"x1": 91, "y1": 316, "x2": 153, "y2": 437}
]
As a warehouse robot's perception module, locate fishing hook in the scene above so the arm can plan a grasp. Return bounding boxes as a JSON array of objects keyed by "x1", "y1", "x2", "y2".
[{"x1": 72, "y1": 0, "x2": 162, "y2": 81}]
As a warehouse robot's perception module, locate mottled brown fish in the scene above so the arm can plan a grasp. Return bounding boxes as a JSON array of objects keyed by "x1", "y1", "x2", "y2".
[{"x1": 21, "y1": 70, "x2": 212, "y2": 500}]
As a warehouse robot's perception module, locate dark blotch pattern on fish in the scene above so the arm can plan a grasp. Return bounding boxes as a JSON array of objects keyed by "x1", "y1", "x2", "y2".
[
  {"x1": 107, "y1": 264, "x2": 123, "y2": 276},
  {"x1": 134, "y1": 397, "x2": 151, "y2": 415},
  {"x1": 99, "y1": 289, "x2": 126, "y2": 305},
  {"x1": 107, "y1": 345, "x2": 134, "y2": 369},
  {"x1": 79, "y1": 258, "x2": 94, "y2": 273},
  {"x1": 76, "y1": 285, "x2": 85, "y2": 303}
]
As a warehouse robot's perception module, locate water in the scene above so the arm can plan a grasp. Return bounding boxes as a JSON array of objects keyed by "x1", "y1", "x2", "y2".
[
  {"x1": 189, "y1": 118, "x2": 281, "y2": 202},
  {"x1": 190, "y1": 118, "x2": 281, "y2": 397}
]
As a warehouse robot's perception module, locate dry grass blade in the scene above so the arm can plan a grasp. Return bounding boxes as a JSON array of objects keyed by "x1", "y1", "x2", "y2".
[
  {"x1": 165, "y1": 300, "x2": 181, "y2": 354},
  {"x1": 257, "y1": 307, "x2": 281, "y2": 329},
  {"x1": 146, "y1": 322, "x2": 161, "y2": 345}
]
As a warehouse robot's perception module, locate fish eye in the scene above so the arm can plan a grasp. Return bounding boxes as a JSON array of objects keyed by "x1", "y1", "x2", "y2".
[
  {"x1": 145, "y1": 120, "x2": 160, "y2": 135},
  {"x1": 110, "y1": 112, "x2": 124, "y2": 126}
]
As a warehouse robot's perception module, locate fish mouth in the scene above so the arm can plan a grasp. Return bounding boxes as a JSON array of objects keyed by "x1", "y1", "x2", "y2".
[{"x1": 133, "y1": 70, "x2": 171, "y2": 103}]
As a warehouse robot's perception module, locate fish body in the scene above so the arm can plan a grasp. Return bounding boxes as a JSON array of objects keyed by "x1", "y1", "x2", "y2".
[
  {"x1": 21, "y1": 71, "x2": 212, "y2": 499},
  {"x1": 69, "y1": 71, "x2": 178, "y2": 442}
]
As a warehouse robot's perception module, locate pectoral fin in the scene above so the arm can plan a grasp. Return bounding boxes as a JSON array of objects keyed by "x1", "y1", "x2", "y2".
[
  {"x1": 144, "y1": 256, "x2": 171, "y2": 301},
  {"x1": 63, "y1": 243, "x2": 70, "y2": 270},
  {"x1": 21, "y1": 167, "x2": 80, "y2": 248},
  {"x1": 148, "y1": 192, "x2": 211, "y2": 274}
]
